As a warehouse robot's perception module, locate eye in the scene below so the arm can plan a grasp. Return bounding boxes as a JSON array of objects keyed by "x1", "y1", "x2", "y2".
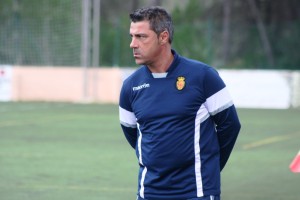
[
  {"x1": 137, "y1": 34, "x2": 147, "y2": 39},
  {"x1": 130, "y1": 34, "x2": 148, "y2": 40}
]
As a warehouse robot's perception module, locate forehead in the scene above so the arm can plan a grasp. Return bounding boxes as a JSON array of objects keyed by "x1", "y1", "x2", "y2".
[{"x1": 130, "y1": 21, "x2": 152, "y2": 33}]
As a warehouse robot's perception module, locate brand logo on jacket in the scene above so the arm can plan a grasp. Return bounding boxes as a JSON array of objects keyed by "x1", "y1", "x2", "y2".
[
  {"x1": 176, "y1": 76, "x2": 185, "y2": 90},
  {"x1": 132, "y1": 83, "x2": 150, "y2": 91}
]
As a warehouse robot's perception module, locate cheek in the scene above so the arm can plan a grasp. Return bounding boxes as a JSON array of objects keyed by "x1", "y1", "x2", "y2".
[{"x1": 144, "y1": 41, "x2": 160, "y2": 56}]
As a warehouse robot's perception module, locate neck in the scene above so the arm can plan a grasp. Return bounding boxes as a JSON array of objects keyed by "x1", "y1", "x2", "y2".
[{"x1": 147, "y1": 47, "x2": 174, "y2": 73}]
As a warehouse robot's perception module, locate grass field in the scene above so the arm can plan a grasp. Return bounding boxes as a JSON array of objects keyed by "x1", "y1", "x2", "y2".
[{"x1": 0, "y1": 102, "x2": 299, "y2": 200}]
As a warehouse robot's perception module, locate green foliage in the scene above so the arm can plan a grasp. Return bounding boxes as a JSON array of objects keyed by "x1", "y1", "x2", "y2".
[
  {"x1": 170, "y1": 0, "x2": 300, "y2": 69},
  {"x1": 100, "y1": 16, "x2": 135, "y2": 67},
  {"x1": 0, "y1": 0, "x2": 299, "y2": 69},
  {"x1": 271, "y1": 22, "x2": 300, "y2": 69}
]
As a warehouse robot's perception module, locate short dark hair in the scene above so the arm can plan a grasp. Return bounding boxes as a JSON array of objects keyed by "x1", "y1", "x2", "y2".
[{"x1": 129, "y1": 6, "x2": 174, "y2": 44}]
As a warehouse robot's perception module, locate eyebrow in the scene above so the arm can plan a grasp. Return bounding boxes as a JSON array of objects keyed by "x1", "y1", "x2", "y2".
[{"x1": 129, "y1": 33, "x2": 148, "y2": 37}]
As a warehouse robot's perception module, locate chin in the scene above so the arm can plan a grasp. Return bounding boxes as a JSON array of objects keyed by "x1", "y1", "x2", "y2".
[{"x1": 135, "y1": 59, "x2": 145, "y2": 65}]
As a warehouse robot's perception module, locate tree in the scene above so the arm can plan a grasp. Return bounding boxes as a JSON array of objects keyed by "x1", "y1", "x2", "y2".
[
  {"x1": 222, "y1": 0, "x2": 231, "y2": 65},
  {"x1": 247, "y1": 0, "x2": 274, "y2": 67}
]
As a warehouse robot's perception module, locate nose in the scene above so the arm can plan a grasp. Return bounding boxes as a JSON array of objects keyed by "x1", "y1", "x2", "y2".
[{"x1": 130, "y1": 37, "x2": 137, "y2": 48}]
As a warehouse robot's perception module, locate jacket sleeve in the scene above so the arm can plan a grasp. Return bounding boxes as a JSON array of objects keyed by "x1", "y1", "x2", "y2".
[
  {"x1": 203, "y1": 67, "x2": 241, "y2": 171},
  {"x1": 119, "y1": 81, "x2": 138, "y2": 149},
  {"x1": 120, "y1": 124, "x2": 138, "y2": 149},
  {"x1": 212, "y1": 105, "x2": 240, "y2": 171}
]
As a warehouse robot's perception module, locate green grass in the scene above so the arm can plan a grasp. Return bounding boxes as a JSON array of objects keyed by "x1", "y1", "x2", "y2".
[{"x1": 0, "y1": 102, "x2": 299, "y2": 200}]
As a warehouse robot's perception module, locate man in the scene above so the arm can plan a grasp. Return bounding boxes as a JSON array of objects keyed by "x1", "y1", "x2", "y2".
[{"x1": 119, "y1": 6, "x2": 241, "y2": 200}]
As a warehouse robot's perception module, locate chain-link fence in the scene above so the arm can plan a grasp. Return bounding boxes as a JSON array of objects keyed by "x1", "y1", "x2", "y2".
[{"x1": 0, "y1": 0, "x2": 82, "y2": 66}]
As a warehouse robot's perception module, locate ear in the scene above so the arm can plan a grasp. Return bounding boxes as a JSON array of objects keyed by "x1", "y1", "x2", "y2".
[{"x1": 159, "y1": 31, "x2": 169, "y2": 45}]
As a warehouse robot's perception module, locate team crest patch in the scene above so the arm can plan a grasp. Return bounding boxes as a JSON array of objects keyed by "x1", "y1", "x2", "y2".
[{"x1": 176, "y1": 76, "x2": 185, "y2": 90}]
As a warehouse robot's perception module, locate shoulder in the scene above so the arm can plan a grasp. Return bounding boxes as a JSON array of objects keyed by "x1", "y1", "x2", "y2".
[
  {"x1": 123, "y1": 66, "x2": 147, "y2": 84},
  {"x1": 178, "y1": 55, "x2": 218, "y2": 77},
  {"x1": 178, "y1": 54, "x2": 212, "y2": 70}
]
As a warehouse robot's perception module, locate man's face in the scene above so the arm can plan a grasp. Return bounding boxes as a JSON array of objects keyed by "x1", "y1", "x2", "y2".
[{"x1": 129, "y1": 20, "x2": 161, "y2": 65}]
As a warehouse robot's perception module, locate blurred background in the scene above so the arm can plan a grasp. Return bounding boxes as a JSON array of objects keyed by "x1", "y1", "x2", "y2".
[
  {"x1": 1, "y1": 0, "x2": 300, "y2": 68},
  {"x1": 1, "y1": 0, "x2": 300, "y2": 107}
]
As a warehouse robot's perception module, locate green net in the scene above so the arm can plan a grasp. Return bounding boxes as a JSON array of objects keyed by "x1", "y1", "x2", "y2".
[{"x1": 0, "y1": 0, "x2": 82, "y2": 66}]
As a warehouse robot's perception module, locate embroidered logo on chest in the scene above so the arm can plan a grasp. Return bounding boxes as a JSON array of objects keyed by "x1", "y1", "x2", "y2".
[{"x1": 176, "y1": 76, "x2": 185, "y2": 90}]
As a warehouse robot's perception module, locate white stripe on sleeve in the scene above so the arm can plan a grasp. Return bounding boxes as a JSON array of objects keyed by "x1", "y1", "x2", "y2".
[
  {"x1": 205, "y1": 87, "x2": 233, "y2": 116},
  {"x1": 119, "y1": 106, "x2": 137, "y2": 128}
]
